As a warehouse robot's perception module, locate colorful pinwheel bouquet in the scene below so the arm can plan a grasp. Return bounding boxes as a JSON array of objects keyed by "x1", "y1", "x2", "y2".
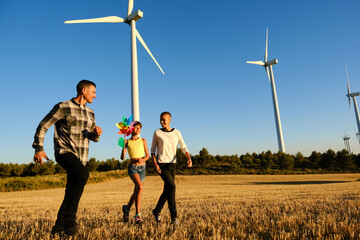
[{"x1": 116, "y1": 115, "x2": 135, "y2": 148}]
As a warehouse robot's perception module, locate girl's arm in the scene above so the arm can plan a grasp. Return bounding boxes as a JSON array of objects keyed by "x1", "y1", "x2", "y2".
[
  {"x1": 142, "y1": 138, "x2": 150, "y2": 162},
  {"x1": 120, "y1": 140, "x2": 128, "y2": 160}
]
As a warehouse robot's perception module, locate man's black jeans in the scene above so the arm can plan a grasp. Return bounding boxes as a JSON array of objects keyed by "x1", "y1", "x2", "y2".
[
  {"x1": 154, "y1": 163, "x2": 177, "y2": 219},
  {"x1": 55, "y1": 152, "x2": 89, "y2": 226}
]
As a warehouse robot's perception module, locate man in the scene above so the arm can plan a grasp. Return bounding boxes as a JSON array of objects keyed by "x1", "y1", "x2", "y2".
[
  {"x1": 32, "y1": 80, "x2": 102, "y2": 236},
  {"x1": 151, "y1": 112, "x2": 192, "y2": 227}
]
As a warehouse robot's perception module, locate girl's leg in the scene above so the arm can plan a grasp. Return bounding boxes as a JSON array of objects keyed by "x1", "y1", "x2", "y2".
[
  {"x1": 130, "y1": 173, "x2": 143, "y2": 214},
  {"x1": 126, "y1": 185, "x2": 136, "y2": 210}
]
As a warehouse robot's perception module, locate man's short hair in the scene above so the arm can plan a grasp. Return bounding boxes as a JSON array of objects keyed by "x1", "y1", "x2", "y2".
[
  {"x1": 160, "y1": 112, "x2": 172, "y2": 118},
  {"x1": 76, "y1": 80, "x2": 96, "y2": 95}
]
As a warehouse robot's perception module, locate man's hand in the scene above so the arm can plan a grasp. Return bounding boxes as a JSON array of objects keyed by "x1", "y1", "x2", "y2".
[
  {"x1": 33, "y1": 151, "x2": 49, "y2": 166},
  {"x1": 187, "y1": 158, "x2": 192, "y2": 168},
  {"x1": 93, "y1": 126, "x2": 103, "y2": 136},
  {"x1": 155, "y1": 164, "x2": 161, "y2": 174}
]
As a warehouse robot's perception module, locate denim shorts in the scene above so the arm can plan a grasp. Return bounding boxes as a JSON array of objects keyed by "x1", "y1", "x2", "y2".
[{"x1": 128, "y1": 164, "x2": 146, "y2": 182}]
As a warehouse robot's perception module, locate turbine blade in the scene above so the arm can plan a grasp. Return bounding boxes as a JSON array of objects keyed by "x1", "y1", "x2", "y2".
[
  {"x1": 265, "y1": 28, "x2": 268, "y2": 63},
  {"x1": 127, "y1": 0, "x2": 134, "y2": 16},
  {"x1": 246, "y1": 61, "x2": 265, "y2": 66},
  {"x1": 65, "y1": 16, "x2": 124, "y2": 24},
  {"x1": 265, "y1": 66, "x2": 271, "y2": 82},
  {"x1": 346, "y1": 62, "x2": 351, "y2": 108},
  {"x1": 346, "y1": 62, "x2": 351, "y2": 95},
  {"x1": 135, "y1": 29, "x2": 165, "y2": 75}
]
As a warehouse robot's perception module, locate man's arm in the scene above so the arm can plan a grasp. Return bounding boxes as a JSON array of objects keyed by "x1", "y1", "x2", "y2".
[
  {"x1": 150, "y1": 131, "x2": 161, "y2": 173},
  {"x1": 177, "y1": 130, "x2": 192, "y2": 167},
  {"x1": 185, "y1": 152, "x2": 192, "y2": 168},
  {"x1": 152, "y1": 154, "x2": 161, "y2": 174},
  {"x1": 32, "y1": 103, "x2": 62, "y2": 165}
]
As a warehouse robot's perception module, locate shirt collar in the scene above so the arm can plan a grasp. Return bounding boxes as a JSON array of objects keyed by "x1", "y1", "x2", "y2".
[{"x1": 71, "y1": 98, "x2": 86, "y2": 108}]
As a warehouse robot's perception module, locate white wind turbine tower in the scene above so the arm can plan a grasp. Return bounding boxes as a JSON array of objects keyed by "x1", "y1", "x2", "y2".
[
  {"x1": 65, "y1": 0, "x2": 165, "y2": 121},
  {"x1": 345, "y1": 62, "x2": 360, "y2": 144},
  {"x1": 247, "y1": 28, "x2": 285, "y2": 152}
]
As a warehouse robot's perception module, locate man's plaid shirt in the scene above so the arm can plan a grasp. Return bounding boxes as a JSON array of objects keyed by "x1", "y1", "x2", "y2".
[{"x1": 33, "y1": 98, "x2": 100, "y2": 165}]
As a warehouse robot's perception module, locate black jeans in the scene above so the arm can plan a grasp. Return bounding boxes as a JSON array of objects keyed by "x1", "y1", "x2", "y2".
[
  {"x1": 154, "y1": 163, "x2": 177, "y2": 219},
  {"x1": 55, "y1": 152, "x2": 89, "y2": 226}
]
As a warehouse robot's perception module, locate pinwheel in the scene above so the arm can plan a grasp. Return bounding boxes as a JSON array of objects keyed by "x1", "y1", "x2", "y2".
[{"x1": 116, "y1": 115, "x2": 135, "y2": 148}]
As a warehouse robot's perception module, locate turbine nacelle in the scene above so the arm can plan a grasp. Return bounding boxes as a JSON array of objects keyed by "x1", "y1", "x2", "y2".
[
  {"x1": 265, "y1": 59, "x2": 278, "y2": 66},
  {"x1": 348, "y1": 92, "x2": 360, "y2": 98},
  {"x1": 125, "y1": 9, "x2": 143, "y2": 23}
]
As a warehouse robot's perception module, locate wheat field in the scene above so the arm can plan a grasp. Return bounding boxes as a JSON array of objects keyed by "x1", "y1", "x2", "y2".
[{"x1": 1, "y1": 174, "x2": 360, "y2": 239}]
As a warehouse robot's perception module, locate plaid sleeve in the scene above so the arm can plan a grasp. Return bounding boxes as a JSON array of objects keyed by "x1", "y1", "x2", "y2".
[
  {"x1": 32, "y1": 103, "x2": 63, "y2": 152},
  {"x1": 87, "y1": 111, "x2": 100, "y2": 142}
]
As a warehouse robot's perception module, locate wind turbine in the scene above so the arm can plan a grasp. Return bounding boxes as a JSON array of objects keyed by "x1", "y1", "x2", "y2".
[
  {"x1": 65, "y1": 0, "x2": 165, "y2": 121},
  {"x1": 345, "y1": 62, "x2": 360, "y2": 144},
  {"x1": 247, "y1": 28, "x2": 285, "y2": 152},
  {"x1": 342, "y1": 132, "x2": 352, "y2": 154}
]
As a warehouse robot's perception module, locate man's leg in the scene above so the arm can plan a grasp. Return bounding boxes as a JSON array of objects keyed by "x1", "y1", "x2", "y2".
[
  {"x1": 154, "y1": 164, "x2": 176, "y2": 216},
  {"x1": 167, "y1": 163, "x2": 177, "y2": 220},
  {"x1": 54, "y1": 153, "x2": 89, "y2": 235}
]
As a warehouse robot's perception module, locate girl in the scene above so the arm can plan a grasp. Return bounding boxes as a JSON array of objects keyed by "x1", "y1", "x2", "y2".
[{"x1": 120, "y1": 121, "x2": 150, "y2": 224}]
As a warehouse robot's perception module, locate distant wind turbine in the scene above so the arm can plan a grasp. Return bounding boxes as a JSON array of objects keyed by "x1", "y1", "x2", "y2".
[
  {"x1": 247, "y1": 28, "x2": 285, "y2": 152},
  {"x1": 345, "y1": 62, "x2": 360, "y2": 144},
  {"x1": 65, "y1": 0, "x2": 165, "y2": 121},
  {"x1": 342, "y1": 132, "x2": 352, "y2": 154}
]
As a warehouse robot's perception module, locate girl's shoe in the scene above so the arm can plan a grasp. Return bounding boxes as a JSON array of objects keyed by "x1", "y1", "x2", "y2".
[
  {"x1": 122, "y1": 205, "x2": 130, "y2": 222},
  {"x1": 134, "y1": 213, "x2": 143, "y2": 224}
]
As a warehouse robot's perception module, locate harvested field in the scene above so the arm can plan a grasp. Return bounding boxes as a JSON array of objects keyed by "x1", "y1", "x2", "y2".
[{"x1": 1, "y1": 174, "x2": 360, "y2": 239}]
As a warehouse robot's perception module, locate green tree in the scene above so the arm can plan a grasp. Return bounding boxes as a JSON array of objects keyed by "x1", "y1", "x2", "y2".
[
  {"x1": 10, "y1": 163, "x2": 24, "y2": 177},
  {"x1": 277, "y1": 152, "x2": 294, "y2": 170},
  {"x1": 263, "y1": 150, "x2": 275, "y2": 169},
  {"x1": 97, "y1": 158, "x2": 119, "y2": 172},
  {"x1": 294, "y1": 152, "x2": 309, "y2": 169},
  {"x1": 336, "y1": 149, "x2": 356, "y2": 171},
  {"x1": 86, "y1": 157, "x2": 100, "y2": 172},
  {"x1": 308, "y1": 151, "x2": 322, "y2": 169},
  {"x1": 241, "y1": 153, "x2": 254, "y2": 169},
  {"x1": 320, "y1": 149, "x2": 336, "y2": 170},
  {"x1": 0, "y1": 163, "x2": 12, "y2": 177}
]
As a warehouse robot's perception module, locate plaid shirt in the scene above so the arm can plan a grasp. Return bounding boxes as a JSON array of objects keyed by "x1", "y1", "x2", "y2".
[{"x1": 33, "y1": 98, "x2": 100, "y2": 165}]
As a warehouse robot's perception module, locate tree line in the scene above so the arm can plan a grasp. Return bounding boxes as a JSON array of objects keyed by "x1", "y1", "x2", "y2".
[{"x1": 1, "y1": 148, "x2": 360, "y2": 177}]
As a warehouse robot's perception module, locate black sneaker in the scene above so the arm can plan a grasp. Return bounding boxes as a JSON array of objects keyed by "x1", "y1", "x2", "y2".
[
  {"x1": 122, "y1": 205, "x2": 130, "y2": 222},
  {"x1": 64, "y1": 222, "x2": 78, "y2": 236},
  {"x1": 50, "y1": 222, "x2": 64, "y2": 235},
  {"x1": 152, "y1": 209, "x2": 161, "y2": 224}
]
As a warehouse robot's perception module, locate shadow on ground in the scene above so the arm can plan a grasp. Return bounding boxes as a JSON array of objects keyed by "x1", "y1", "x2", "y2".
[{"x1": 218, "y1": 181, "x2": 353, "y2": 186}]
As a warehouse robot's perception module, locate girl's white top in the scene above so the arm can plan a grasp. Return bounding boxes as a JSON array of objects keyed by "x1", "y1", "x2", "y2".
[{"x1": 151, "y1": 128, "x2": 188, "y2": 164}]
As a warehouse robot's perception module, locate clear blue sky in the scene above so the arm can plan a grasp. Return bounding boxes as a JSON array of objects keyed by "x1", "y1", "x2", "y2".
[{"x1": 1, "y1": 0, "x2": 360, "y2": 164}]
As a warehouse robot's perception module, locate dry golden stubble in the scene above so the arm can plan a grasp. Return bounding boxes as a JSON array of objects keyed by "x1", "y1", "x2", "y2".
[{"x1": 0, "y1": 174, "x2": 360, "y2": 239}]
